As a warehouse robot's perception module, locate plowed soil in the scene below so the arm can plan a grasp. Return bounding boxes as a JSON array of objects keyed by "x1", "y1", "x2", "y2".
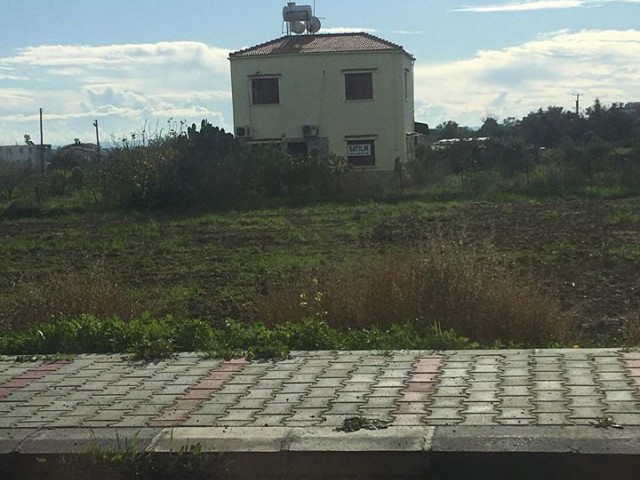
[{"x1": 1, "y1": 197, "x2": 639, "y2": 345}]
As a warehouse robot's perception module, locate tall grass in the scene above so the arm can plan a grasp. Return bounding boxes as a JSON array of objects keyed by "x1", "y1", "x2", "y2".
[
  {"x1": 253, "y1": 238, "x2": 575, "y2": 346},
  {"x1": 0, "y1": 260, "x2": 146, "y2": 332}
]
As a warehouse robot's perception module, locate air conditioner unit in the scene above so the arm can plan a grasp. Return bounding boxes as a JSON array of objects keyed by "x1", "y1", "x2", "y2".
[
  {"x1": 235, "y1": 126, "x2": 252, "y2": 138},
  {"x1": 302, "y1": 125, "x2": 318, "y2": 137}
]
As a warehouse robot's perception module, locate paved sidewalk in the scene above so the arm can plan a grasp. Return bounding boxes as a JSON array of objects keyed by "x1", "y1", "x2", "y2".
[{"x1": 2, "y1": 348, "x2": 640, "y2": 479}]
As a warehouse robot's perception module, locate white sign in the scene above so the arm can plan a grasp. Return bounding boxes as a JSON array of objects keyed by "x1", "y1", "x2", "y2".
[{"x1": 347, "y1": 143, "x2": 371, "y2": 157}]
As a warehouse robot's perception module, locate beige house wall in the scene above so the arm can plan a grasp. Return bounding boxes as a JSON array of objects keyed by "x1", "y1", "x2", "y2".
[{"x1": 230, "y1": 49, "x2": 415, "y2": 171}]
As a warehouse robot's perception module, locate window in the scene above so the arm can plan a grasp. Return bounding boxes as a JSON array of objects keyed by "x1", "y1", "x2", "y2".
[
  {"x1": 345, "y1": 72, "x2": 373, "y2": 100},
  {"x1": 346, "y1": 140, "x2": 375, "y2": 166},
  {"x1": 404, "y1": 69, "x2": 409, "y2": 101},
  {"x1": 251, "y1": 77, "x2": 279, "y2": 105},
  {"x1": 287, "y1": 141, "x2": 308, "y2": 158}
]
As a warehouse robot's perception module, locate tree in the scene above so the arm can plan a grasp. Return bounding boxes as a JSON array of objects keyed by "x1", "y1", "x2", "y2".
[
  {"x1": 0, "y1": 161, "x2": 31, "y2": 199},
  {"x1": 435, "y1": 121, "x2": 460, "y2": 139},
  {"x1": 477, "y1": 117, "x2": 501, "y2": 138},
  {"x1": 520, "y1": 106, "x2": 587, "y2": 148}
]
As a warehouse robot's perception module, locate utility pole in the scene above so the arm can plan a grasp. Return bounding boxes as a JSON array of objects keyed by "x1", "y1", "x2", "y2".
[
  {"x1": 39, "y1": 108, "x2": 44, "y2": 173},
  {"x1": 93, "y1": 119, "x2": 101, "y2": 162},
  {"x1": 575, "y1": 93, "x2": 581, "y2": 116}
]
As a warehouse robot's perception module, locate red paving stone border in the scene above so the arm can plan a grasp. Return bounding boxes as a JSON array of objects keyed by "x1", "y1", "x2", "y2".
[
  {"x1": 0, "y1": 361, "x2": 71, "y2": 399},
  {"x1": 148, "y1": 358, "x2": 249, "y2": 427},
  {"x1": 392, "y1": 355, "x2": 445, "y2": 425}
]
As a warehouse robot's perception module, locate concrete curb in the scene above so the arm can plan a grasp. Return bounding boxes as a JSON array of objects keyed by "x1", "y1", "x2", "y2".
[
  {"x1": 431, "y1": 425, "x2": 640, "y2": 455},
  {"x1": 4, "y1": 425, "x2": 640, "y2": 455},
  {"x1": 2, "y1": 425, "x2": 640, "y2": 479}
]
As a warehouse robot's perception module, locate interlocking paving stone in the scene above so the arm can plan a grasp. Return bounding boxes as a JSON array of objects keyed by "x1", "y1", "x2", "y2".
[
  {"x1": 500, "y1": 385, "x2": 530, "y2": 396},
  {"x1": 2, "y1": 349, "x2": 640, "y2": 436},
  {"x1": 499, "y1": 396, "x2": 533, "y2": 408},
  {"x1": 604, "y1": 390, "x2": 637, "y2": 402}
]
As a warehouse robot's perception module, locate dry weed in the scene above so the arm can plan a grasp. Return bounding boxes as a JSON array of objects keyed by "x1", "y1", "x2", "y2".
[
  {"x1": 253, "y1": 239, "x2": 575, "y2": 346},
  {"x1": 0, "y1": 260, "x2": 145, "y2": 331}
]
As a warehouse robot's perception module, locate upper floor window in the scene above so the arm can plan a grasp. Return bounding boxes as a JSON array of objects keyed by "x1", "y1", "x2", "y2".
[
  {"x1": 252, "y1": 77, "x2": 279, "y2": 105},
  {"x1": 404, "y1": 69, "x2": 409, "y2": 101},
  {"x1": 345, "y1": 72, "x2": 373, "y2": 101}
]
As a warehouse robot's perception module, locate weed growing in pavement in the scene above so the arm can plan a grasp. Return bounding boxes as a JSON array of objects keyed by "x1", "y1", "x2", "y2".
[
  {"x1": 13, "y1": 353, "x2": 76, "y2": 363},
  {"x1": 78, "y1": 433, "x2": 211, "y2": 480},
  {"x1": 336, "y1": 416, "x2": 390, "y2": 433}
]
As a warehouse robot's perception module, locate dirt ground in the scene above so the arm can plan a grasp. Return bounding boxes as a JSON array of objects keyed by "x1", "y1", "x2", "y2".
[
  {"x1": 1, "y1": 197, "x2": 639, "y2": 345},
  {"x1": 446, "y1": 199, "x2": 640, "y2": 343}
]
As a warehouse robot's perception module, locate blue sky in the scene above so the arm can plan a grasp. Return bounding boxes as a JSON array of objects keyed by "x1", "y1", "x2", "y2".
[{"x1": 1, "y1": 0, "x2": 639, "y2": 145}]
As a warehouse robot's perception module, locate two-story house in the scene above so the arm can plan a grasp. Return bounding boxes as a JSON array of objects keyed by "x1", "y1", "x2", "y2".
[{"x1": 229, "y1": 32, "x2": 416, "y2": 172}]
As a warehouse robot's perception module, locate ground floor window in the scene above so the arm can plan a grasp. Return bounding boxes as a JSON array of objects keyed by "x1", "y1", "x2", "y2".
[
  {"x1": 346, "y1": 140, "x2": 375, "y2": 166},
  {"x1": 287, "y1": 141, "x2": 308, "y2": 158}
]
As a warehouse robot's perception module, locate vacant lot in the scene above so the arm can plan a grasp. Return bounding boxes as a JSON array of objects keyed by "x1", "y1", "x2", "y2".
[{"x1": 1, "y1": 197, "x2": 638, "y2": 346}]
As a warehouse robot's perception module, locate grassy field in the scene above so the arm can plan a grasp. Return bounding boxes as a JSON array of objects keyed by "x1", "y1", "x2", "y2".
[{"x1": 1, "y1": 196, "x2": 639, "y2": 348}]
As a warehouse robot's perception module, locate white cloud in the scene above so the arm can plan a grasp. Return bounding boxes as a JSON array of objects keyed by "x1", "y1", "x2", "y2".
[
  {"x1": 414, "y1": 29, "x2": 640, "y2": 127},
  {"x1": 453, "y1": 0, "x2": 640, "y2": 12},
  {"x1": 0, "y1": 42, "x2": 232, "y2": 145},
  {"x1": 453, "y1": 1, "x2": 588, "y2": 12}
]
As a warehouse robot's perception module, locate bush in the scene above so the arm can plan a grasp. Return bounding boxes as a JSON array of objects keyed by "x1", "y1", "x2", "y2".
[
  {"x1": 3, "y1": 199, "x2": 42, "y2": 219},
  {"x1": 252, "y1": 238, "x2": 575, "y2": 346}
]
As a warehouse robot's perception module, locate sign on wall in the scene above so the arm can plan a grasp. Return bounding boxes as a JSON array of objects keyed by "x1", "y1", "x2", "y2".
[{"x1": 346, "y1": 140, "x2": 375, "y2": 166}]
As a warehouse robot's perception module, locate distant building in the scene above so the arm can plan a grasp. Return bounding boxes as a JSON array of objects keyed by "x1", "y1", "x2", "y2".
[
  {"x1": 431, "y1": 137, "x2": 490, "y2": 151},
  {"x1": 0, "y1": 144, "x2": 52, "y2": 167},
  {"x1": 229, "y1": 31, "x2": 417, "y2": 172},
  {"x1": 54, "y1": 142, "x2": 99, "y2": 165}
]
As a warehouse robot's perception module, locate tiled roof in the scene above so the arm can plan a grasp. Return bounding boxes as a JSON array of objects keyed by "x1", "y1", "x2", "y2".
[{"x1": 229, "y1": 33, "x2": 413, "y2": 58}]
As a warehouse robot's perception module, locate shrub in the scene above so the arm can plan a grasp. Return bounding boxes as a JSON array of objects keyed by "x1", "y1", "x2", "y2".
[
  {"x1": 252, "y1": 238, "x2": 575, "y2": 346},
  {"x1": 3, "y1": 199, "x2": 42, "y2": 219}
]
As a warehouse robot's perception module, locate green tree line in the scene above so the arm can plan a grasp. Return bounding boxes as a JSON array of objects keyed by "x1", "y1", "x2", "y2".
[
  {"x1": 409, "y1": 99, "x2": 640, "y2": 196},
  {"x1": 1, "y1": 99, "x2": 639, "y2": 215}
]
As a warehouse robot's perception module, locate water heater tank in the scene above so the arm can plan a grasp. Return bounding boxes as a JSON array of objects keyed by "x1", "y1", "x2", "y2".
[{"x1": 282, "y1": 2, "x2": 312, "y2": 22}]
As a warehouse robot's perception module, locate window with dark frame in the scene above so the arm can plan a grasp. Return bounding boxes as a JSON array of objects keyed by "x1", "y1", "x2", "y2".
[
  {"x1": 251, "y1": 77, "x2": 279, "y2": 105},
  {"x1": 404, "y1": 70, "x2": 409, "y2": 101},
  {"x1": 287, "y1": 141, "x2": 308, "y2": 158},
  {"x1": 345, "y1": 72, "x2": 373, "y2": 101},
  {"x1": 346, "y1": 140, "x2": 375, "y2": 166}
]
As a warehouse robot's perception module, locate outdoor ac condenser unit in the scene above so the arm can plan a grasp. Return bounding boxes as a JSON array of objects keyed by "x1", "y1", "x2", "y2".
[
  {"x1": 235, "y1": 126, "x2": 253, "y2": 138},
  {"x1": 302, "y1": 125, "x2": 318, "y2": 136}
]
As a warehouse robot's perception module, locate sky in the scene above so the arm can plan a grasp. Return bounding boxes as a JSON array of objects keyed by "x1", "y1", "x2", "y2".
[{"x1": 1, "y1": 0, "x2": 639, "y2": 146}]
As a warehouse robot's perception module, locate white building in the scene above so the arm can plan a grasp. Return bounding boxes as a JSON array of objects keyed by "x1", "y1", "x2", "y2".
[
  {"x1": 229, "y1": 32, "x2": 416, "y2": 172},
  {"x1": 0, "y1": 144, "x2": 52, "y2": 167}
]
